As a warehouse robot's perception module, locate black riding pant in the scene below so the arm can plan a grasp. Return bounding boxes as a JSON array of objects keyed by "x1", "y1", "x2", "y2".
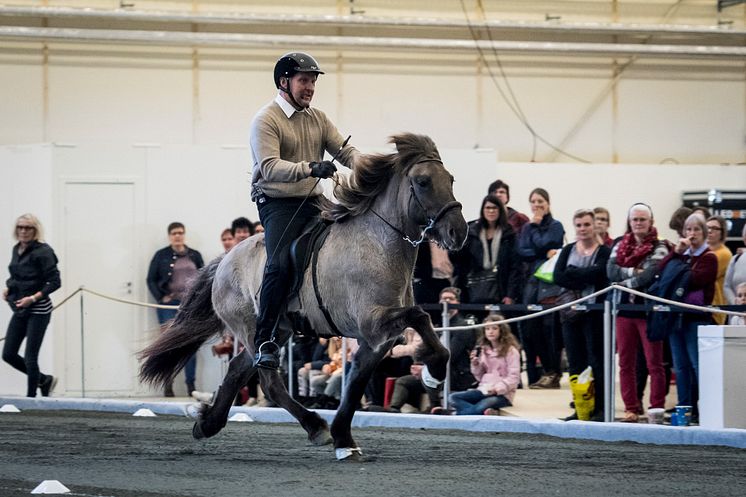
[
  {"x1": 2, "y1": 311, "x2": 51, "y2": 397},
  {"x1": 255, "y1": 194, "x2": 321, "y2": 346}
]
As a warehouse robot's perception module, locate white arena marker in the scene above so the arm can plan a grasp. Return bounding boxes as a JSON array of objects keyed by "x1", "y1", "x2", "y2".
[
  {"x1": 132, "y1": 408, "x2": 157, "y2": 417},
  {"x1": 228, "y1": 412, "x2": 254, "y2": 422},
  {"x1": 31, "y1": 480, "x2": 70, "y2": 494},
  {"x1": 0, "y1": 404, "x2": 21, "y2": 413}
]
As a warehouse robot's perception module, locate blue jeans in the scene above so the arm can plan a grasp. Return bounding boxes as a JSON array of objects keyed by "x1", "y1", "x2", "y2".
[
  {"x1": 157, "y1": 299, "x2": 196, "y2": 386},
  {"x1": 449, "y1": 388, "x2": 511, "y2": 415},
  {"x1": 669, "y1": 319, "x2": 702, "y2": 408}
]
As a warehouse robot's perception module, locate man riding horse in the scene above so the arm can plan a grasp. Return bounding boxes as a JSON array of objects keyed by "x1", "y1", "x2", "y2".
[{"x1": 249, "y1": 51, "x2": 359, "y2": 370}]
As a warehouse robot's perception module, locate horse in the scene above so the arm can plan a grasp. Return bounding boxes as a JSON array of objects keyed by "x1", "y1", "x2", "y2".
[{"x1": 138, "y1": 133, "x2": 467, "y2": 460}]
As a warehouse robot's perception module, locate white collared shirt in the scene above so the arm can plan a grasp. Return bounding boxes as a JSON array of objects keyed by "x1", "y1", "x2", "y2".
[{"x1": 275, "y1": 92, "x2": 306, "y2": 119}]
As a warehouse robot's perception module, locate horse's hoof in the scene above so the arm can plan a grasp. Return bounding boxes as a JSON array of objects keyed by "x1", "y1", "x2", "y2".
[
  {"x1": 335, "y1": 447, "x2": 363, "y2": 461},
  {"x1": 309, "y1": 429, "x2": 333, "y2": 446}
]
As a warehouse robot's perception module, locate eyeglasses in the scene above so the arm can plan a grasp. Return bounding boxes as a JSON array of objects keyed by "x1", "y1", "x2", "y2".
[{"x1": 16, "y1": 225, "x2": 35, "y2": 231}]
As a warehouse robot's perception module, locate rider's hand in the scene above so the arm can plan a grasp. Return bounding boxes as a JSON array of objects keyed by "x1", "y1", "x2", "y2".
[{"x1": 309, "y1": 161, "x2": 337, "y2": 179}]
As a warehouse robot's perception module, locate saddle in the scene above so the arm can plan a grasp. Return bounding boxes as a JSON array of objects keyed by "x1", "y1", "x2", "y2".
[{"x1": 287, "y1": 219, "x2": 341, "y2": 336}]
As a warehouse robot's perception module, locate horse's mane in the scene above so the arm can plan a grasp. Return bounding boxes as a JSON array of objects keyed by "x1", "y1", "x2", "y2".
[{"x1": 322, "y1": 133, "x2": 441, "y2": 221}]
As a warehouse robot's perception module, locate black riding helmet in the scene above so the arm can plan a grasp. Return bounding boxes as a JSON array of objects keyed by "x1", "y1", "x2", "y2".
[{"x1": 273, "y1": 52, "x2": 325, "y2": 90}]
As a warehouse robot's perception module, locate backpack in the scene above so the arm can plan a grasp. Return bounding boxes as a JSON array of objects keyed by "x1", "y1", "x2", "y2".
[{"x1": 645, "y1": 257, "x2": 691, "y2": 342}]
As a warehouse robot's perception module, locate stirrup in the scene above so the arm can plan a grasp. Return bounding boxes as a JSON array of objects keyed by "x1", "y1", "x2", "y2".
[{"x1": 254, "y1": 341, "x2": 281, "y2": 369}]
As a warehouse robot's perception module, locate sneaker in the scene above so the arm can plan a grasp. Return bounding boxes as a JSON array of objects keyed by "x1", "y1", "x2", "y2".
[
  {"x1": 430, "y1": 406, "x2": 454, "y2": 415},
  {"x1": 39, "y1": 375, "x2": 57, "y2": 397},
  {"x1": 483, "y1": 408, "x2": 500, "y2": 416},
  {"x1": 562, "y1": 412, "x2": 578, "y2": 421},
  {"x1": 244, "y1": 397, "x2": 258, "y2": 407}
]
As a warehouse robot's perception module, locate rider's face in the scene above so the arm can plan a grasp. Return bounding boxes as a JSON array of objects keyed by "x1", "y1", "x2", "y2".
[{"x1": 285, "y1": 73, "x2": 317, "y2": 109}]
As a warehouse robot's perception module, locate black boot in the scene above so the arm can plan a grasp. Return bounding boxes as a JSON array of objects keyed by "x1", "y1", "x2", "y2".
[
  {"x1": 164, "y1": 382, "x2": 175, "y2": 398},
  {"x1": 254, "y1": 341, "x2": 281, "y2": 370},
  {"x1": 187, "y1": 382, "x2": 196, "y2": 397},
  {"x1": 39, "y1": 375, "x2": 57, "y2": 397}
]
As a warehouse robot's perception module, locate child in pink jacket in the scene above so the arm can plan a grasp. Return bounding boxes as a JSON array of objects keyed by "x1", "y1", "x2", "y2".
[{"x1": 449, "y1": 314, "x2": 521, "y2": 415}]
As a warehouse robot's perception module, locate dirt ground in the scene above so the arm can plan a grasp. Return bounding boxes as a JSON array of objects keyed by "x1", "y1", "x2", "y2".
[{"x1": 0, "y1": 410, "x2": 745, "y2": 497}]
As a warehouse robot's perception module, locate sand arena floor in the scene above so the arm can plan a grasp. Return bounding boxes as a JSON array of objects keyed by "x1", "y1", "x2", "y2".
[{"x1": 1, "y1": 410, "x2": 745, "y2": 497}]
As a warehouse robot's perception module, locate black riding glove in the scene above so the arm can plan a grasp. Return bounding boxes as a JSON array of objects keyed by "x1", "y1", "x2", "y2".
[{"x1": 309, "y1": 160, "x2": 337, "y2": 179}]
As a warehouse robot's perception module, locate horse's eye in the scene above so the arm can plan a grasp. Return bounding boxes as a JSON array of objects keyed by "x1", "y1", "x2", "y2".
[{"x1": 414, "y1": 176, "x2": 431, "y2": 188}]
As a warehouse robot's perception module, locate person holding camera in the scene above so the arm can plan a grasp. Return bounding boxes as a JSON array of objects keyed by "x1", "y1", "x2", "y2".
[{"x1": 448, "y1": 314, "x2": 520, "y2": 415}]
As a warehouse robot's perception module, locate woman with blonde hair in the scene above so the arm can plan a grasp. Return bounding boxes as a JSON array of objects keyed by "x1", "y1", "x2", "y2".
[
  {"x1": 2, "y1": 214, "x2": 61, "y2": 397},
  {"x1": 448, "y1": 314, "x2": 520, "y2": 416}
]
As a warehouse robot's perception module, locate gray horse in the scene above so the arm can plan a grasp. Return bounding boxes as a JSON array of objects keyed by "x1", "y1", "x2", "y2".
[{"x1": 139, "y1": 133, "x2": 467, "y2": 460}]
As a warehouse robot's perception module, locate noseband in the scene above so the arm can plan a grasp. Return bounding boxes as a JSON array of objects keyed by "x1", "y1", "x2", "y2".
[{"x1": 371, "y1": 158, "x2": 462, "y2": 248}]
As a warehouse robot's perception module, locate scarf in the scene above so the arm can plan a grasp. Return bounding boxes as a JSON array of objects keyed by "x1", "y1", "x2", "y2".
[
  {"x1": 615, "y1": 226, "x2": 659, "y2": 268},
  {"x1": 480, "y1": 227, "x2": 501, "y2": 270}
]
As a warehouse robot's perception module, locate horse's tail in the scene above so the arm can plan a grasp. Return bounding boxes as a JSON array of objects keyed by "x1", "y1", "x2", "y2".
[{"x1": 138, "y1": 257, "x2": 224, "y2": 387}]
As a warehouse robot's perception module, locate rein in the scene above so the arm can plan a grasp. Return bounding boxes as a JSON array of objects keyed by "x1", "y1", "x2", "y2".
[{"x1": 368, "y1": 158, "x2": 462, "y2": 248}]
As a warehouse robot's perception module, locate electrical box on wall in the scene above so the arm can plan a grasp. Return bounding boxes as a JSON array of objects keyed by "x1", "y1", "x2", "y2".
[{"x1": 682, "y1": 189, "x2": 746, "y2": 252}]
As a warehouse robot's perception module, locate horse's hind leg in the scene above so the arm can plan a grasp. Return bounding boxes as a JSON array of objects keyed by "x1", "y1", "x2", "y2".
[
  {"x1": 257, "y1": 367, "x2": 332, "y2": 446},
  {"x1": 193, "y1": 348, "x2": 254, "y2": 439}
]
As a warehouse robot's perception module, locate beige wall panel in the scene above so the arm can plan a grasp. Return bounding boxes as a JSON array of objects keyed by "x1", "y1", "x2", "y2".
[
  {"x1": 0, "y1": 61, "x2": 45, "y2": 144},
  {"x1": 617, "y1": 79, "x2": 746, "y2": 164},
  {"x1": 47, "y1": 53, "x2": 193, "y2": 144}
]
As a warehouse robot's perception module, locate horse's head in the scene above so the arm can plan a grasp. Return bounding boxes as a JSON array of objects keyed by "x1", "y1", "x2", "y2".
[{"x1": 393, "y1": 134, "x2": 468, "y2": 251}]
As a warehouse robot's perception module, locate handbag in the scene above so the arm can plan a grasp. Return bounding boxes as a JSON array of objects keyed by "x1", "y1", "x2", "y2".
[
  {"x1": 466, "y1": 266, "x2": 499, "y2": 303},
  {"x1": 556, "y1": 288, "x2": 582, "y2": 323}
]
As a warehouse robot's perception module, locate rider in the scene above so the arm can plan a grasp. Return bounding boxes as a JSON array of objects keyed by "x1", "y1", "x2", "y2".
[{"x1": 249, "y1": 51, "x2": 359, "y2": 370}]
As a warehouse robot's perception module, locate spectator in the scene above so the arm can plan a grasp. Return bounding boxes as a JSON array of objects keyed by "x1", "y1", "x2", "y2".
[
  {"x1": 2, "y1": 214, "x2": 61, "y2": 398},
  {"x1": 253, "y1": 221, "x2": 265, "y2": 234},
  {"x1": 691, "y1": 206, "x2": 711, "y2": 219},
  {"x1": 488, "y1": 179, "x2": 529, "y2": 235},
  {"x1": 662, "y1": 213, "x2": 717, "y2": 420},
  {"x1": 724, "y1": 224, "x2": 746, "y2": 305},
  {"x1": 413, "y1": 242, "x2": 453, "y2": 308},
  {"x1": 389, "y1": 287, "x2": 476, "y2": 414},
  {"x1": 593, "y1": 207, "x2": 613, "y2": 247},
  {"x1": 220, "y1": 228, "x2": 235, "y2": 253},
  {"x1": 706, "y1": 216, "x2": 732, "y2": 325},
  {"x1": 297, "y1": 338, "x2": 333, "y2": 404},
  {"x1": 231, "y1": 217, "x2": 254, "y2": 243},
  {"x1": 448, "y1": 314, "x2": 520, "y2": 415},
  {"x1": 146, "y1": 222, "x2": 204, "y2": 397},
  {"x1": 669, "y1": 206, "x2": 693, "y2": 237},
  {"x1": 363, "y1": 328, "x2": 416, "y2": 410},
  {"x1": 454, "y1": 195, "x2": 521, "y2": 307},
  {"x1": 729, "y1": 282, "x2": 746, "y2": 326},
  {"x1": 518, "y1": 187, "x2": 565, "y2": 389},
  {"x1": 553, "y1": 209, "x2": 610, "y2": 421},
  {"x1": 607, "y1": 203, "x2": 669, "y2": 423}
]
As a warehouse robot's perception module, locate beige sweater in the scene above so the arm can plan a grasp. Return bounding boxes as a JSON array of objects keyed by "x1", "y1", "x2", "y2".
[{"x1": 249, "y1": 99, "x2": 357, "y2": 199}]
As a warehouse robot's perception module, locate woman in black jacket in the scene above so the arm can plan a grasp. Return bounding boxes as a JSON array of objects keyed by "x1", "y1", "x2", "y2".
[
  {"x1": 455, "y1": 195, "x2": 521, "y2": 307},
  {"x1": 553, "y1": 209, "x2": 610, "y2": 421},
  {"x1": 2, "y1": 214, "x2": 61, "y2": 397}
]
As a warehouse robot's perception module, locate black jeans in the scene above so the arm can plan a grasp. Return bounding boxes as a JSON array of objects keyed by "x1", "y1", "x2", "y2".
[
  {"x1": 2, "y1": 311, "x2": 51, "y2": 397},
  {"x1": 255, "y1": 194, "x2": 321, "y2": 345},
  {"x1": 561, "y1": 312, "x2": 605, "y2": 415}
]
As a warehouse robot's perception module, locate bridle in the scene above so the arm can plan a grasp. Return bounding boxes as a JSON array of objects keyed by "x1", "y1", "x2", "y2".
[{"x1": 369, "y1": 158, "x2": 462, "y2": 247}]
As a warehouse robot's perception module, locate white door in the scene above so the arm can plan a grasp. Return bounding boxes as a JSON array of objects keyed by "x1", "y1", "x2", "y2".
[{"x1": 62, "y1": 181, "x2": 137, "y2": 395}]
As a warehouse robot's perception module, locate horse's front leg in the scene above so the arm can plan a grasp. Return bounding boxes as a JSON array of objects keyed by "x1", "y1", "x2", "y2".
[
  {"x1": 331, "y1": 340, "x2": 389, "y2": 461},
  {"x1": 192, "y1": 348, "x2": 253, "y2": 439},
  {"x1": 257, "y1": 367, "x2": 332, "y2": 446}
]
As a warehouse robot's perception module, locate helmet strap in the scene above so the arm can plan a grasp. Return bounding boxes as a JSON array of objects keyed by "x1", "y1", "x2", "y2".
[{"x1": 279, "y1": 77, "x2": 303, "y2": 111}]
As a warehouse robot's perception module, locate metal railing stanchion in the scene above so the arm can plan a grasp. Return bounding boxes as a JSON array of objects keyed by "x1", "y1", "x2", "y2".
[
  {"x1": 441, "y1": 301, "x2": 451, "y2": 410},
  {"x1": 80, "y1": 288, "x2": 86, "y2": 398},
  {"x1": 610, "y1": 288, "x2": 618, "y2": 421},
  {"x1": 603, "y1": 297, "x2": 611, "y2": 422},
  {"x1": 287, "y1": 335, "x2": 294, "y2": 397}
]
